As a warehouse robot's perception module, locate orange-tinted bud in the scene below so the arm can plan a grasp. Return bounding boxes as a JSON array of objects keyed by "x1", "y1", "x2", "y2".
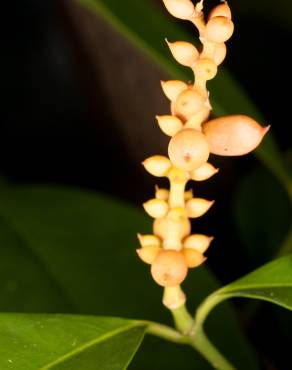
[
  {"x1": 183, "y1": 234, "x2": 213, "y2": 253},
  {"x1": 209, "y1": 3, "x2": 232, "y2": 20},
  {"x1": 161, "y1": 80, "x2": 188, "y2": 101},
  {"x1": 151, "y1": 250, "x2": 188, "y2": 287},
  {"x1": 156, "y1": 115, "x2": 183, "y2": 137},
  {"x1": 202, "y1": 115, "x2": 270, "y2": 156},
  {"x1": 142, "y1": 155, "x2": 172, "y2": 177},
  {"x1": 174, "y1": 89, "x2": 205, "y2": 120},
  {"x1": 190, "y1": 162, "x2": 219, "y2": 181},
  {"x1": 162, "y1": 0, "x2": 195, "y2": 20},
  {"x1": 213, "y1": 43, "x2": 227, "y2": 65},
  {"x1": 193, "y1": 58, "x2": 218, "y2": 80},
  {"x1": 136, "y1": 245, "x2": 161, "y2": 264},
  {"x1": 167, "y1": 40, "x2": 199, "y2": 67},
  {"x1": 182, "y1": 248, "x2": 206, "y2": 268},
  {"x1": 186, "y1": 198, "x2": 214, "y2": 218},
  {"x1": 168, "y1": 129, "x2": 210, "y2": 171},
  {"x1": 205, "y1": 16, "x2": 234, "y2": 43}
]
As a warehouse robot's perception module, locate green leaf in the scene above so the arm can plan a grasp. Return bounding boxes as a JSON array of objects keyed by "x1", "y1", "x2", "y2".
[
  {"x1": 0, "y1": 314, "x2": 145, "y2": 370},
  {"x1": 233, "y1": 166, "x2": 291, "y2": 264},
  {"x1": 0, "y1": 184, "x2": 259, "y2": 370},
  {"x1": 77, "y1": 0, "x2": 291, "y2": 196},
  {"x1": 195, "y1": 255, "x2": 292, "y2": 328}
]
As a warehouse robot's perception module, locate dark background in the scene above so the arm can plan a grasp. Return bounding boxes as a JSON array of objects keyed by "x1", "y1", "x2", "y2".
[{"x1": 0, "y1": 1, "x2": 291, "y2": 369}]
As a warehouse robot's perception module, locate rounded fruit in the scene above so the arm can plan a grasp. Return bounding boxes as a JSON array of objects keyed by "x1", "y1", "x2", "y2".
[
  {"x1": 193, "y1": 58, "x2": 218, "y2": 80},
  {"x1": 168, "y1": 129, "x2": 209, "y2": 171},
  {"x1": 151, "y1": 250, "x2": 188, "y2": 287},
  {"x1": 174, "y1": 89, "x2": 205, "y2": 120},
  {"x1": 205, "y1": 16, "x2": 234, "y2": 43}
]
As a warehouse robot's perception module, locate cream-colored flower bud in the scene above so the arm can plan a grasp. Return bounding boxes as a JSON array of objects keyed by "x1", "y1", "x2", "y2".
[
  {"x1": 213, "y1": 43, "x2": 227, "y2": 65},
  {"x1": 167, "y1": 167, "x2": 189, "y2": 184},
  {"x1": 153, "y1": 217, "x2": 191, "y2": 239},
  {"x1": 161, "y1": 80, "x2": 188, "y2": 101},
  {"x1": 174, "y1": 89, "x2": 206, "y2": 120},
  {"x1": 184, "y1": 108, "x2": 211, "y2": 130},
  {"x1": 143, "y1": 199, "x2": 169, "y2": 218},
  {"x1": 155, "y1": 186, "x2": 169, "y2": 201},
  {"x1": 209, "y1": 3, "x2": 232, "y2": 20},
  {"x1": 162, "y1": 0, "x2": 195, "y2": 20},
  {"x1": 166, "y1": 40, "x2": 199, "y2": 67},
  {"x1": 142, "y1": 155, "x2": 172, "y2": 177},
  {"x1": 184, "y1": 189, "x2": 193, "y2": 201},
  {"x1": 156, "y1": 115, "x2": 183, "y2": 137},
  {"x1": 205, "y1": 16, "x2": 234, "y2": 43},
  {"x1": 183, "y1": 234, "x2": 214, "y2": 253},
  {"x1": 186, "y1": 198, "x2": 214, "y2": 218},
  {"x1": 202, "y1": 115, "x2": 270, "y2": 156},
  {"x1": 168, "y1": 129, "x2": 210, "y2": 171},
  {"x1": 136, "y1": 245, "x2": 161, "y2": 264},
  {"x1": 190, "y1": 162, "x2": 219, "y2": 181},
  {"x1": 137, "y1": 234, "x2": 161, "y2": 247},
  {"x1": 193, "y1": 58, "x2": 218, "y2": 80},
  {"x1": 151, "y1": 250, "x2": 188, "y2": 287},
  {"x1": 182, "y1": 248, "x2": 206, "y2": 268}
]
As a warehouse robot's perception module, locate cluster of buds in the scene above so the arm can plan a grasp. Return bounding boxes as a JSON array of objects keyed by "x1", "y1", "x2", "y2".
[{"x1": 137, "y1": 0, "x2": 269, "y2": 308}]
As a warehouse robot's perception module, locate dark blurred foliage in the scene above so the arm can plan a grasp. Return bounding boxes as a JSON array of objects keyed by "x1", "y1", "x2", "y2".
[{"x1": 0, "y1": 1, "x2": 291, "y2": 369}]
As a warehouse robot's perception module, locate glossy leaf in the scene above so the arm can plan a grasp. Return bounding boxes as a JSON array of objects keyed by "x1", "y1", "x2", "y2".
[
  {"x1": 0, "y1": 185, "x2": 259, "y2": 370},
  {"x1": 0, "y1": 314, "x2": 145, "y2": 370},
  {"x1": 77, "y1": 0, "x2": 291, "y2": 196},
  {"x1": 197, "y1": 255, "x2": 292, "y2": 328}
]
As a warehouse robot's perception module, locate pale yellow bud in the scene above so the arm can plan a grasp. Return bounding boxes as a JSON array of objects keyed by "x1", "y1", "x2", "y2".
[
  {"x1": 202, "y1": 115, "x2": 270, "y2": 156},
  {"x1": 167, "y1": 167, "x2": 189, "y2": 184},
  {"x1": 174, "y1": 89, "x2": 206, "y2": 120},
  {"x1": 142, "y1": 155, "x2": 172, "y2": 177},
  {"x1": 183, "y1": 234, "x2": 214, "y2": 253},
  {"x1": 193, "y1": 58, "x2": 218, "y2": 80},
  {"x1": 162, "y1": 0, "x2": 195, "y2": 20},
  {"x1": 136, "y1": 245, "x2": 161, "y2": 264},
  {"x1": 213, "y1": 43, "x2": 227, "y2": 65},
  {"x1": 155, "y1": 186, "x2": 169, "y2": 201},
  {"x1": 166, "y1": 40, "x2": 199, "y2": 67},
  {"x1": 205, "y1": 16, "x2": 234, "y2": 43},
  {"x1": 190, "y1": 162, "x2": 219, "y2": 181},
  {"x1": 182, "y1": 248, "x2": 206, "y2": 268},
  {"x1": 161, "y1": 80, "x2": 188, "y2": 101},
  {"x1": 143, "y1": 199, "x2": 169, "y2": 218},
  {"x1": 151, "y1": 250, "x2": 188, "y2": 287},
  {"x1": 186, "y1": 198, "x2": 214, "y2": 218},
  {"x1": 137, "y1": 234, "x2": 161, "y2": 247},
  {"x1": 168, "y1": 129, "x2": 210, "y2": 171},
  {"x1": 156, "y1": 115, "x2": 183, "y2": 137},
  {"x1": 184, "y1": 108, "x2": 211, "y2": 130},
  {"x1": 153, "y1": 217, "x2": 191, "y2": 239},
  {"x1": 184, "y1": 189, "x2": 193, "y2": 201},
  {"x1": 209, "y1": 3, "x2": 232, "y2": 20}
]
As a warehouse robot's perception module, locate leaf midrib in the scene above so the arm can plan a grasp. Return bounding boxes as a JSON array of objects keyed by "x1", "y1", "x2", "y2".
[{"x1": 40, "y1": 323, "x2": 143, "y2": 370}]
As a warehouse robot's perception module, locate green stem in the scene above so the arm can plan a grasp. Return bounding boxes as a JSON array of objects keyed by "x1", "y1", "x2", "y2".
[
  {"x1": 141, "y1": 320, "x2": 188, "y2": 344},
  {"x1": 190, "y1": 328, "x2": 236, "y2": 370},
  {"x1": 171, "y1": 304, "x2": 195, "y2": 335}
]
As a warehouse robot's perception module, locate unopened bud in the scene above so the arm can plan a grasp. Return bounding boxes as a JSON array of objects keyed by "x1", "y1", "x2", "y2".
[
  {"x1": 193, "y1": 58, "x2": 218, "y2": 80},
  {"x1": 174, "y1": 89, "x2": 206, "y2": 120},
  {"x1": 161, "y1": 80, "x2": 188, "y2": 101},
  {"x1": 182, "y1": 248, "x2": 206, "y2": 268},
  {"x1": 183, "y1": 234, "x2": 214, "y2": 253},
  {"x1": 213, "y1": 42, "x2": 227, "y2": 66},
  {"x1": 151, "y1": 250, "x2": 188, "y2": 287},
  {"x1": 209, "y1": 3, "x2": 232, "y2": 20},
  {"x1": 190, "y1": 162, "x2": 219, "y2": 181},
  {"x1": 156, "y1": 115, "x2": 183, "y2": 137},
  {"x1": 143, "y1": 155, "x2": 172, "y2": 177},
  {"x1": 168, "y1": 129, "x2": 210, "y2": 171},
  {"x1": 143, "y1": 199, "x2": 169, "y2": 218},
  {"x1": 153, "y1": 217, "x2": 191, "y2": 239},
  {"x1": 136, "y1": 245, "x2": 161, "y2": 264},
  {"x1": 205, "y1": 16, "x2": 234, "y2": 43},
  {"x1": 202, "y1": 115, "x2": 270, "y2": 156},
  {"x1": 137, "y1": 234, "x2": 161, "y2": 247},
  {"x1": 155, "y1": 186, "x2": 169, "y2": 201},
  {"x1": 166, "y1": 40, "x2": 199, "y2": 67},
  {"x1": 162, "y1": 0, "x2": 195, "y2": 20},
  {"x1": 186, "y1": 198, "x2": 214, "y2": 218}
]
